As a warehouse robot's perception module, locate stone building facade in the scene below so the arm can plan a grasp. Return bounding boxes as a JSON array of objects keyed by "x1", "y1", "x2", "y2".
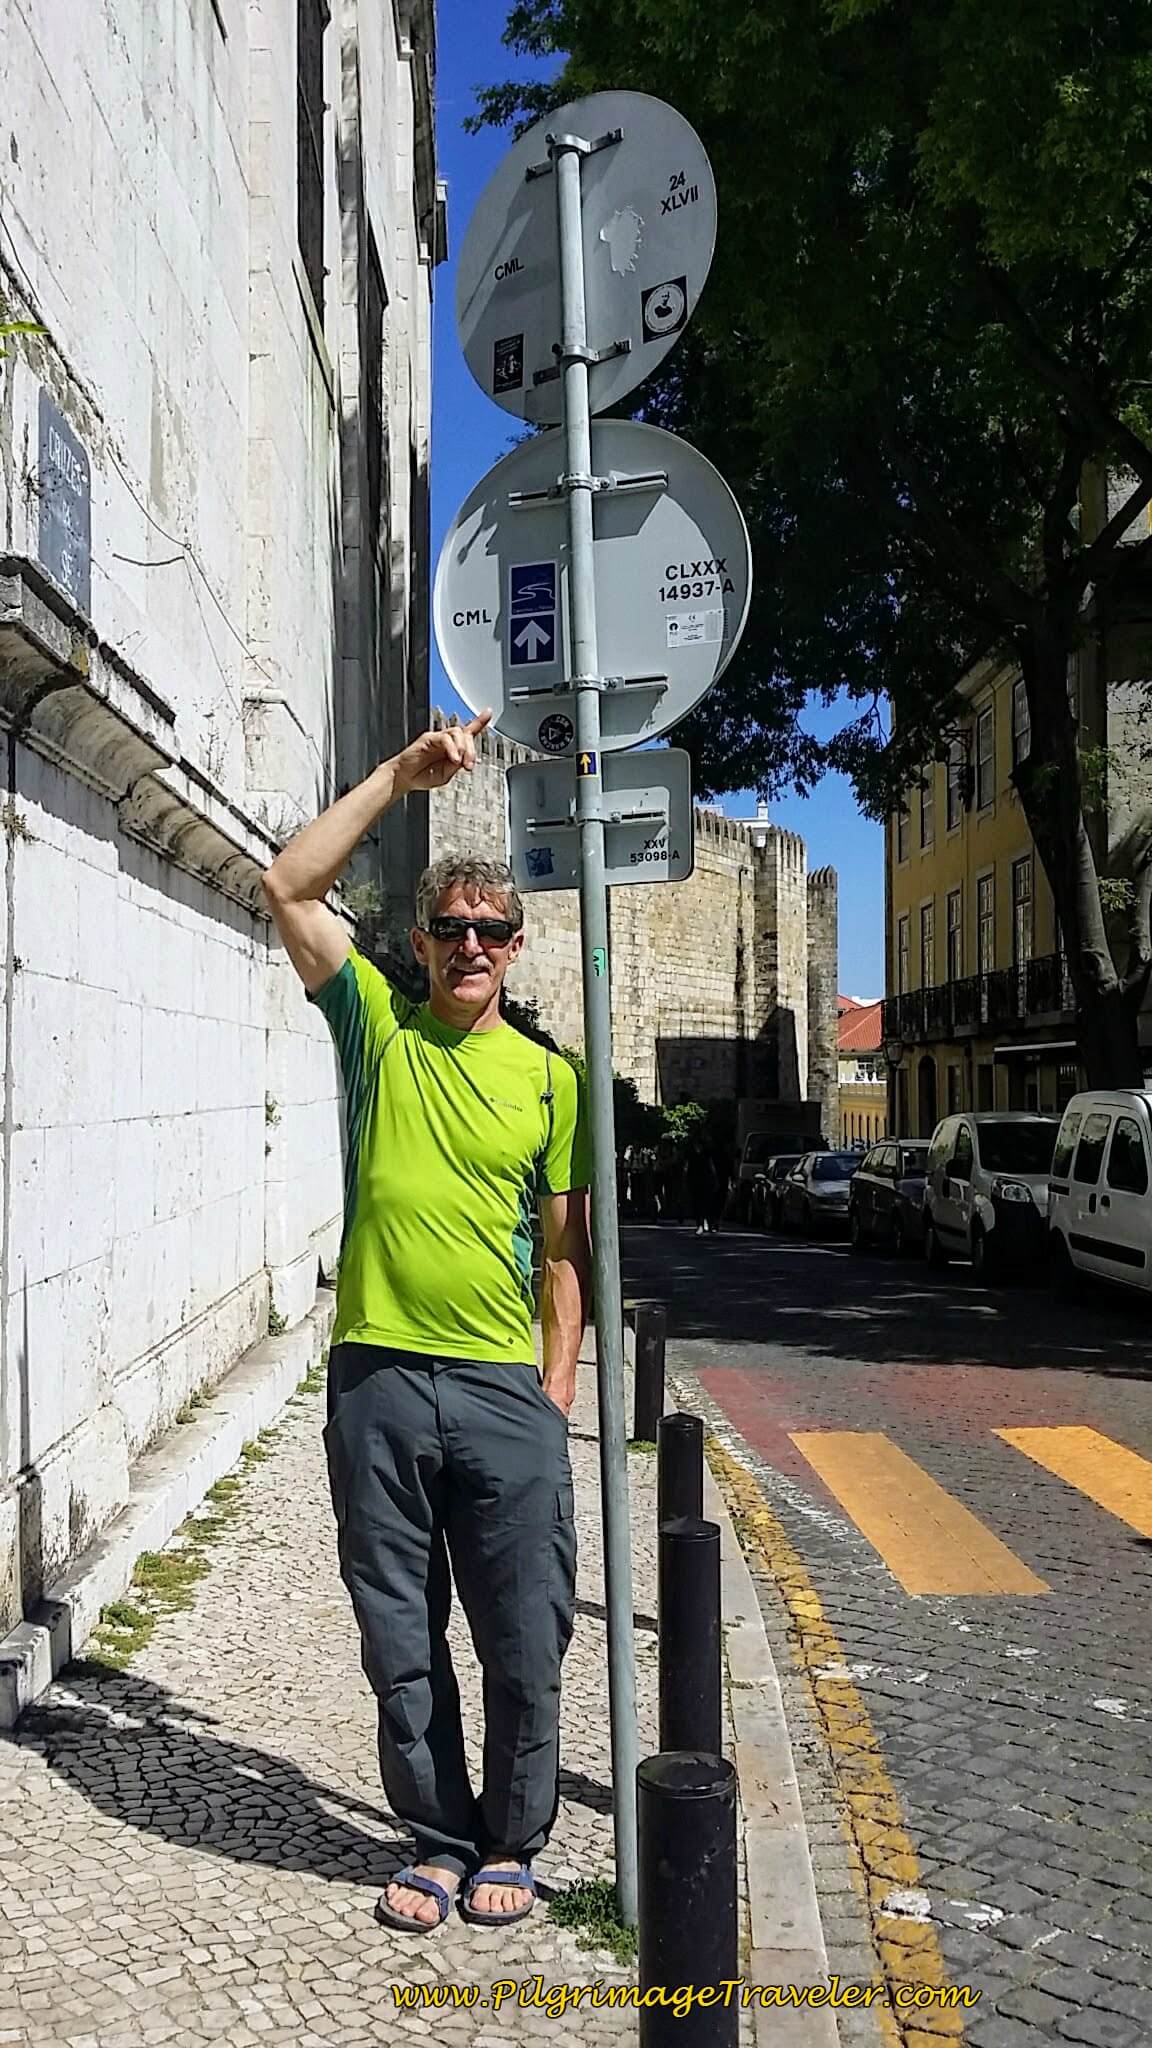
[
  {"x1": 420, "y1": 720, "x2": 840, "y2": 1128},
  {"x1": 0, "y1": 1, "x2": 442, "y2": 1644}
]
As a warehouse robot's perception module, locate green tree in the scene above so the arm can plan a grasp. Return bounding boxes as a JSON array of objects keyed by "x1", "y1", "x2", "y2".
[
  {"x1": 560, "y1": 1043, "x2": 663, "y2": 1148},
  {"x1": 477, "y1": 0, "x2": 1152, "y2": 1084}
]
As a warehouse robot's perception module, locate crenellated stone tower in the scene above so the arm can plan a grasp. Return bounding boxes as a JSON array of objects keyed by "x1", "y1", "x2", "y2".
[{"x1": 807, "y1": 867, "x2": 840, "y2": 1142}]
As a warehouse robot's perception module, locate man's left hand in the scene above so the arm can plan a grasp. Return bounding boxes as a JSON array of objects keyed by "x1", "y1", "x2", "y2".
[{"x1": 542, "y1": 1373, "x2": 576, "y2": 1418}]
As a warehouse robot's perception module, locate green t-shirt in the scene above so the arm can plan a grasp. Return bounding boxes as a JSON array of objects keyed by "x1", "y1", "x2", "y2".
[{"x1": 308, "y1": 947, "x2": 590, "y2": 1363}]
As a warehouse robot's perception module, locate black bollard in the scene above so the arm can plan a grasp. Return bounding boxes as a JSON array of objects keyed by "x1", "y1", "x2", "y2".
[
  {"x1": 637, "y1": 1752, "x2": 738, "y2": 2047},
  {"x1": 633, "y1": 1302, "x2": 667, "y2": 1442},
  {"x1": 658, "y1": 1517, "x2": 722, "y2": 1754},
  {"x1": 657, "y1": 1411, "x2": 703, "y2": 1525}
]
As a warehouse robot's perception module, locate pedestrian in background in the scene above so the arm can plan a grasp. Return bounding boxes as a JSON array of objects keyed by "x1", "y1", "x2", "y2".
[{"x1": 686, "y1": 1140, "x2": 722, "y2": 1235}]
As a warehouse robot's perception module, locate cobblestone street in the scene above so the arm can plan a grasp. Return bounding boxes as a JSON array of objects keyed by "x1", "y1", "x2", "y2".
[
  {"x1": 0, "y1": 1357, "x2": 662, "y2": 2046},
  {"x1": 624, "y1": 1223, "x2": 1152, "y2": 2048}
]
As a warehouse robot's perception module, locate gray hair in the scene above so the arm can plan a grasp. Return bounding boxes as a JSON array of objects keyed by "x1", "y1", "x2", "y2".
[{"x1": 415, "y1": 853, "x2": 524, "y2": 932}]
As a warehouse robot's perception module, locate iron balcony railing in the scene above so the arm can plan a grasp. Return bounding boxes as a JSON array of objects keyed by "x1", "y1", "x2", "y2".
[{"x1": 882, "y1": 951, "x2": 1075, "y2": 1045}]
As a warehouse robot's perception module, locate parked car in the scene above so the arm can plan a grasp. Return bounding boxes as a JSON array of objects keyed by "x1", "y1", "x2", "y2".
[
  {"x1": 848, "y1": 1140, "x2": 930, "y2": 1255},
  {"x1": 750, "y1": 1154, "x2": 804, "y2": 1231},
  {"x1": 923, "y1": 1112, "x2": 1059, "y2": 1278},
  {"x1": 779, "y1": 1151, "x2": 862, "y2": 1234},
  {"x1": 1047, "y1": 1089, "x2": 1152, "y2": 1297}
]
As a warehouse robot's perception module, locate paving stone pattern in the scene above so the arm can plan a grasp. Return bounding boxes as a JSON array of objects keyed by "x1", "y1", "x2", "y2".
[{"x1": 0, "y1": 1362, "x2": 681, "y2": 2046}]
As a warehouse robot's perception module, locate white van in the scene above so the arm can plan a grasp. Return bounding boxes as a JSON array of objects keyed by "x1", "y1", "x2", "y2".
[
  {"x1": 923, "y1": 1112, "x2": 1059, "y2": 1278},
  {"x1": 1047, "y1": 1090, "x2": 1152, "y2": 1296}
]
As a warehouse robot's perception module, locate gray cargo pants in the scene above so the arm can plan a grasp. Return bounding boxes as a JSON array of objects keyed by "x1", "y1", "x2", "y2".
[{"x1": 323, "y1": 1342, "x2": 577, "y2": 1879}]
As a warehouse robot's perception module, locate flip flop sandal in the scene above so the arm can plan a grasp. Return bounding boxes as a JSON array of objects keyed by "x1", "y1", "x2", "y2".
[
  {"x1": 375, "y1": 1866, "x2": 456, "y2": 1933},
  {"x1": 459, "y1": 1863, "x2": 537, "y2": 1927}
]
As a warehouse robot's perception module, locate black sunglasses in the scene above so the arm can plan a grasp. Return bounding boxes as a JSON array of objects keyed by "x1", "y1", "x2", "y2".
[{"x1": 423, "y1": 915, "x2": 520, "y2": 945}]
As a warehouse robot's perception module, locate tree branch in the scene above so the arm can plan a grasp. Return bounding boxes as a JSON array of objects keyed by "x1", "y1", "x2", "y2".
[
  {"x1": 879, "y1": 431, "x2": 1042, "y2": 629},
  {"x1": 980, "y1": 266, "x2": 1152, "y2": 493},
  {"x1": 1042, "y1": 430, "x2": 1088, "y2": 588},
  {"x1": 1123, "y1": 852, "x2": 1152, "y2": 994},
  {"x1": 1075, "y1": 477, "x2": 1152, "y2": 595}
]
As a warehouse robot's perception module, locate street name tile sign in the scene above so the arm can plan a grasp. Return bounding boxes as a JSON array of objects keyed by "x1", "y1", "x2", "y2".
[
  {"x1": 507, "y1": 747, "x2": 694, "y2": 892},
  {"x1": 457, "y1": 90, "x2": 716, "y2": 425},
  {"x1": 37, "y1": 389, "x2": 91, "y2": 615},
  {"x1": 433, "y1": 418, "x2": 751, "y2": 756}
]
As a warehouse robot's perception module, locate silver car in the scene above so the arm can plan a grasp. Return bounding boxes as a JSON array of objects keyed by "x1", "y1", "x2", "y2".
[{"x1": 779, "y1": 1151, "x2": 862, "y2": 1235}]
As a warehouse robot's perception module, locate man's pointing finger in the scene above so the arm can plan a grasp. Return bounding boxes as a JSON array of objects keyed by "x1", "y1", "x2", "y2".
[{"x1": 464, "y1": 710, "x2": 493, "y2": 737}]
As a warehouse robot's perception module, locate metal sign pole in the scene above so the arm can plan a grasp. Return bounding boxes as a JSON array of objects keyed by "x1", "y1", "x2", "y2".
[{"x1": 551, "y1": 127, "x2": 640, "y2": 1928}]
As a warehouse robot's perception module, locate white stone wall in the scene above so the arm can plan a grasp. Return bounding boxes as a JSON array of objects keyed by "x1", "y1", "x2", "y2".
[{"x1": 0, "y1": 0, "x2": 438, "y2": 1633}]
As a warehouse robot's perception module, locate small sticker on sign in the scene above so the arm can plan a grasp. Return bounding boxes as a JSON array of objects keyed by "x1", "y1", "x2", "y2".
[
  {"x1": 642, "y1": 277, "x2": 688, "y2": 342},
  {"x1": 576, "y1": 750, "x2": 598, "y2": 777},
  {"x1": 538, "y1": 713, "x2": 574, "y2": 755},
  {"x1": 493, "y1": 333, "x2": 525, "y2": 393},
  {"x1": 525, "y1": 847, "x2": 555, "y2": 879},
  {"x1": 667, "y1": 609, "x2": 724, "y2": 648}
]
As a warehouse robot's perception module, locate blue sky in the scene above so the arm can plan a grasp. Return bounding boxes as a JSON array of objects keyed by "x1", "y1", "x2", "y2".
[{"x1": 430, "y1": 0, "x2": 885, "y2": 997}]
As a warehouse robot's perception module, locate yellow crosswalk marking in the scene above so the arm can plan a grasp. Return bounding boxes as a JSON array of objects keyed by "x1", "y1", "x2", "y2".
[
  {"x1": 995, "y1": 1426, "x2": 1152, "y2": 1539},
  {"x1": 790, "y1": 1431, "x2": 1050, "y2": 1596}
]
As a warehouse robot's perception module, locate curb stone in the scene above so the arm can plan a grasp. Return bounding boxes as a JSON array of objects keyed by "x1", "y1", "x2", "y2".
[
  {"x1": 706, "y1": 1447, "x2": 842, "y2": 2048},
  {"x1": 0, "y1": 1293, "x2": 335, "y2": 1727}
]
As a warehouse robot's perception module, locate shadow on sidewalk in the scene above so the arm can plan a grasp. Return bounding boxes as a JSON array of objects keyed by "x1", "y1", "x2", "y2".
[
  {"x1": 10, "y1": 1663, "x2": 408, "y2": 1886},
  {"x1": 10, "y1": 1662, "x2": 619, "y2": 1878}
]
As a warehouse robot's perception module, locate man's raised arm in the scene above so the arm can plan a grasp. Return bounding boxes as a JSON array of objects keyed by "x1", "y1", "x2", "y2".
[{"x1": 262, "y1": 713, "x2": 491, "y2": 993}]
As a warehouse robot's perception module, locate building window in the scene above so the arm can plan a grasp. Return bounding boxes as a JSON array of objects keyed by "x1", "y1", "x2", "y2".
[
  {"x1": 896, "y1": 803, "x2": 910, "y2": 864},
  {"x1": 975, "y1": 705, "x2": 995, "y2": 809},
  {"x1": 897, "y1": 914, "x2": 910, "y2": 995},
  {"x1": 977, "y1": 872, "x2": 995, "y2": 976},
  {"x1": 920, "y1": 901, "x2": 936, "y2": 988},
  {"x1": 946, "y1": 889, "x2": 962, "y2": 982},
  {"x1": 976, "y1": 1063, "x2": 994, "y2": 1110},
  {"x1": 1012, "y1": 678, "x2": 1031, "y2": 767},
  {"x1": 920, "y1": 772, "x2": 934, "y2": 849},
  {"x1": 947, "y1": 1064, "x2": 962, "y2": 1114},
  {"x1": 946, "y1": 738, "x2": 966, "y2": 830},
  {"x1": 297, "y1": 0, "x2": 329, "y2": 317},
  {"x1": 1012, "y1": 856, "x2": 1034, "y2": 967}
]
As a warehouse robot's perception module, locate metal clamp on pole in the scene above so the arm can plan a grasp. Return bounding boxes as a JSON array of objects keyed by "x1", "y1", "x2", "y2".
[
  {"x1": 637, "y1": 1754, "x2": 739, "y2": 2048},
  {"x1": 657, "y1": 1411, "x2": 704, "y2": 1525},
  {"x1": 657, "y1": 1517, "x2": 722, "y2": 1754},
  {"x1": 552, "y1": 127, "x2": 640, "y2": 1928}
]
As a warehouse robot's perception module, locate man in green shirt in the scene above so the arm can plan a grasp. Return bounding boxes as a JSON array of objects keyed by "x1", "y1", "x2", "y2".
[{"x1": 263, "y1": 712, "x2": 591, "y2": 1933}]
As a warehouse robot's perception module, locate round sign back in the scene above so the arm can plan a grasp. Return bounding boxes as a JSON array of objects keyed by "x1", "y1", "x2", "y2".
[
  {"x1": 433, "y1": 419, "x2": 752, "y2": 754},
  {"x1": 457, "y1": 91, "x2": 717, "y2": 425}
]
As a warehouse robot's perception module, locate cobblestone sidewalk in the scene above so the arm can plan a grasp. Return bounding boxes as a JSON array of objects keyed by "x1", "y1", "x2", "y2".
[{"x1": 0, "y1": 1354, "x2": 667, "y2": 2046}]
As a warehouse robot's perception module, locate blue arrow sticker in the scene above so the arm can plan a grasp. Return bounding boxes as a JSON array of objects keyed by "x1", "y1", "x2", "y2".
[
  {"x1": 509, "y1": 561, "x2": 558, "y2": 668},
  {"x1": 576, "y1": 749, "x2": 597, "y2": 777}
]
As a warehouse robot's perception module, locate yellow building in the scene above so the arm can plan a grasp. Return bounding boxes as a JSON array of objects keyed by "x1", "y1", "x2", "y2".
[
  {"x1": 838, "y1": 998, "x2": 888, "y2": 1147},
  {"x1": 884, "y1": 476, "x2": 1152, "y2": 1137},
  {"x1": 884, "y1": 657, "x2": 1078, "y2": 1137}
]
